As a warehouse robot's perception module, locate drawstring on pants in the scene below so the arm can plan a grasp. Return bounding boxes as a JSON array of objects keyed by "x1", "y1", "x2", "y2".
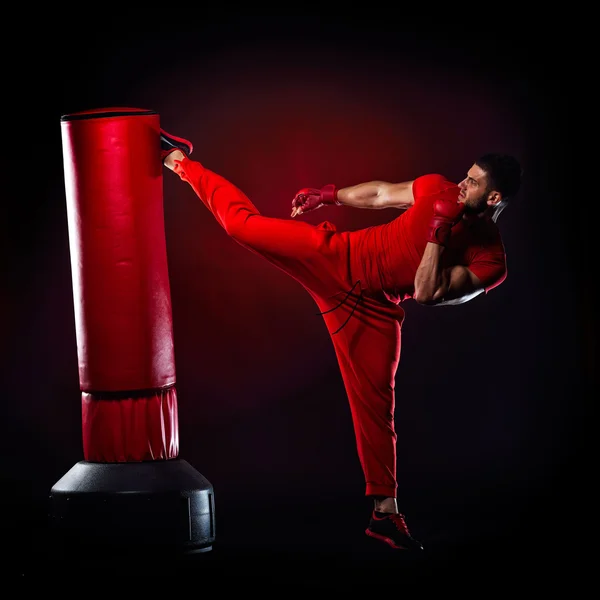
[{"x1": 317, "y1": 279, "x2": 364, "y2": 335}]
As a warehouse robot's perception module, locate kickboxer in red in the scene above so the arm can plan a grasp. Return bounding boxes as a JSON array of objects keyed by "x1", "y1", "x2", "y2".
[{"x1": 160, "y1": 129, "x2": 522, "y2": 551}]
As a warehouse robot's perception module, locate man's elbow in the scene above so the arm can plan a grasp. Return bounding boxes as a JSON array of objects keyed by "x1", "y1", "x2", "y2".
[
  {"x1": 413, "y1": 286, "x2": 445, "y2": 305},
  {"x1": 415, "y1": 266, "x2": 484, "y2": 306}
]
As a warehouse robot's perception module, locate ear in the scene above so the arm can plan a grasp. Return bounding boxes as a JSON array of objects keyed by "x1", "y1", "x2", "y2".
[{"x1": 487, "y1": 191, "x2": 502, "y2": 207}]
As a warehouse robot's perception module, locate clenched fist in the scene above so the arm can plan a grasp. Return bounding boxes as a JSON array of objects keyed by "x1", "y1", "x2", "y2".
[
  {"x1": 427, "y1": 196, "x2": 466, "y2": 246},
  {"x1": 291, "y1": 184, "x2": 339, "y2": 218}
]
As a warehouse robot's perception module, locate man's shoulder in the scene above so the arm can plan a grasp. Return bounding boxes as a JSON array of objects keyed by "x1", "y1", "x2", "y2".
[{"x1": 413, "y1": 174, "x2": 459, "y2": 199}]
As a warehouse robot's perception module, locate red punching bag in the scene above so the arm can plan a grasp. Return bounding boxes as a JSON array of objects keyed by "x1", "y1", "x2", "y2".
[
  {"x1": 63, "y1": 106, "x2": 177, "y2": 461},
  {"x1": 49, "y1": 108, "x2": 215, "y2": 557}
]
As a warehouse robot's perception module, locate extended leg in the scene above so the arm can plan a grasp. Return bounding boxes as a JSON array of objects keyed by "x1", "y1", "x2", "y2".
[{"x1": 167, "y1": 156, "x2": 352, "y2": 297}]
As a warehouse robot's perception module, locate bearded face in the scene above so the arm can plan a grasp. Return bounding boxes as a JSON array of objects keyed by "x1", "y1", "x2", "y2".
[
  {"x1": 457, "y1": 164, "x2": 497, "y2": 215},
  {"x1": 463, "y1": 187, "x2": 491, "y2": 214}
]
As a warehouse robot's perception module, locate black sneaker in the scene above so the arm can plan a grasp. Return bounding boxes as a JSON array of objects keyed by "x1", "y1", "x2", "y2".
[
  {"x1": 365, "y1": 511, "x2": 424, "y2": 551},
  {"x1": 160, "y1": 128, "x2": 193, "y2": 161}
]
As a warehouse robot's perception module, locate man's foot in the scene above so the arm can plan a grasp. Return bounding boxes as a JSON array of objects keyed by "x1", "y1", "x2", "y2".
[
  {"x1": 160, "y1": 128, "x2": 193, "y2": 161},
  {"x1": 365, "y1": 511, "x2": 424, "y2": 551}
]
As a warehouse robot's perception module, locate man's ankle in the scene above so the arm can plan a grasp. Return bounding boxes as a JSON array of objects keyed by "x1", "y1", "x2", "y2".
[{"x1": 373, "y1": 497, "x2": 398, "y2": 513}]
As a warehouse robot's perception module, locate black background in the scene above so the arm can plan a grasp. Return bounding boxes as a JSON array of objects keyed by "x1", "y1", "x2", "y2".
[{"x1": 2, "y1": 20, "x2": 588, "y2": 590}]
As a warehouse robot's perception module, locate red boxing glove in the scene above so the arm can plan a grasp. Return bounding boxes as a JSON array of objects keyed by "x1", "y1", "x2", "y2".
[
  {"x1": 291, "y1": 184, "x2": 339, "y2": 217},
  {"x1": 427, "y1": 197, "x2": 466, "y2": 246}
]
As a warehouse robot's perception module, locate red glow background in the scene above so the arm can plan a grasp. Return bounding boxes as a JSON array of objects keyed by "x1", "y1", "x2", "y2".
[{"x1": 1, "y1": 22, "x2": 587, "y2": 573}]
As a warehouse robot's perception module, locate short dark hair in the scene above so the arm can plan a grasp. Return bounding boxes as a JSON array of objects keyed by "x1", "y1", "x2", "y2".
[{"x1": 476, "y1": 153, "x2": 522, "y2": 199}]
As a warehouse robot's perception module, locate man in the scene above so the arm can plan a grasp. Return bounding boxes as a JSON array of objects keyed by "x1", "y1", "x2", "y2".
[{"x1": 160, "y1": 128, "x2": 522, "y2": 551}]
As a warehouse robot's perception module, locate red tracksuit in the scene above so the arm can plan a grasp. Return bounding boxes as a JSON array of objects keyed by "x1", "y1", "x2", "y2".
[{"x1": 173, "y1": 158, "x2": 507, "y2": 498}]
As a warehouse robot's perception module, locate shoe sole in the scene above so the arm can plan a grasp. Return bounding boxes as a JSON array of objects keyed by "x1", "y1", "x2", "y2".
[
  {"x1": 365, "y1": 528, "x2": 409, "y2": 550},
  {"x1": 161, "y1": 130, "x2": 193, "y2": 156}
]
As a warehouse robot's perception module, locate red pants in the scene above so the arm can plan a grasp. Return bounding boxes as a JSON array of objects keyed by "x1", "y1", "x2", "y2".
[{"x1": 174, "y1": 158, "x2": 406, "y2": 498}]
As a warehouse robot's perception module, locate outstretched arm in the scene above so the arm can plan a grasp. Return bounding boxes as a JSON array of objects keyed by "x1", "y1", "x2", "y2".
[
  {"x1": 291, "y1": 180, "x2": 415, "y2": 217},
  {"x1": 413, "y1": 243, "x2": 484, "y2": 306},
  {"x1": 336, "y1": 180, "x2": 415, "y2": 210}
]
